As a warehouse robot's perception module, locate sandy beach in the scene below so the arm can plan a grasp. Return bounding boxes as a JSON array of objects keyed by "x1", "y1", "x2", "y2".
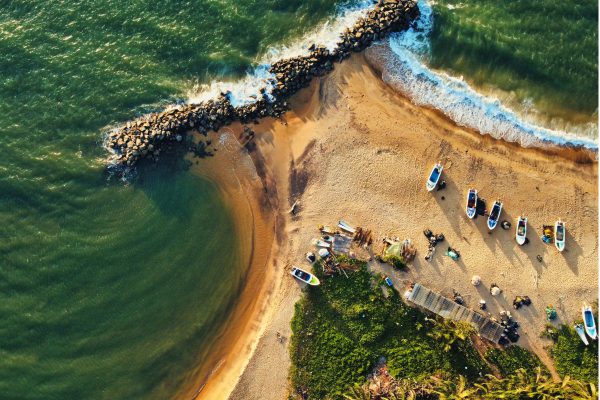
[{"x1": 177, "y1": 51, "x2": 597, "y2": 400}]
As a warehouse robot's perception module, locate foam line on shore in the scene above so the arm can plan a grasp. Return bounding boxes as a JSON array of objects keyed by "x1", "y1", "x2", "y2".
[{"x1": 375, "y1": 0, "x2": 597, "y2": 149}]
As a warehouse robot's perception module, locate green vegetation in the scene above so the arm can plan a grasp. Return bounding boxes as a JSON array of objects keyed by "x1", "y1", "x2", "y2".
[
  {"x1": 290, "y1": 257, "x2": 598, "y2": 399},
  {"x1": 485, "y1": 346, "x2": 545, "y2": 377},
  {"x1": 381, "y1": 255, "x2": 407, "y2": 270},
  {"x1": 549, "y1": 325, "x2": 598, "y2": 384},
  {"x1": 290, "y1": 259, "x2": 487, "y2": 399}
]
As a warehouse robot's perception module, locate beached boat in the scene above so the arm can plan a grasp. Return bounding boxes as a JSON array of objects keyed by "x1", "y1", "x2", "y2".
[
  {"x1": 487, "y1": 200, "x2": 502, "y2": 230},
  {"x1": 312, "y1": 239, "x2": 331, "y2": 248},
  {"x1": 466, "y1": 189, "x2": 478, "y2": 219},
  {"x1": 338, "y1": 220, "x2": 356, "y2": 234},
  {"x1": 516, "y1": 216, "x2": 527, "y2": 245},
  {"x1": 306, "y1": 252, "x2": 316, "y2": 263},
  {"x1": 426, "y1": 162, "x2": 443, "y2": 192},
  {"x1": 575, "y1": 324, "x2": 589, "y2": 345},
  {"x1": 554, "y1": 220, "x2": 566, "y2": 252},
  {"x1": 322, "y1": 235, "x2": 334, "y2": 242},
  {"x1": 582, "y1": 304, "x2": 597, "y2": 340},
  {"x1": 317, "y1": 248, "x2": 330, "y2": 258},
  {"x1": 290, "y1": 267, "x2": 320, "y2": 286}
]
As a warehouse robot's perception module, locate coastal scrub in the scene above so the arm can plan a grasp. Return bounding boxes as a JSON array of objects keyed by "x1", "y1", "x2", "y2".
[{"x1": 289, "y1": 259, "x2": 489, "y2": 399}]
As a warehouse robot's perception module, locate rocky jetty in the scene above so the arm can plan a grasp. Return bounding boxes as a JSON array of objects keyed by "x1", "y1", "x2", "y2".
[{"x1": 106, "y1": 0, "x2": 419, "y2": 170}]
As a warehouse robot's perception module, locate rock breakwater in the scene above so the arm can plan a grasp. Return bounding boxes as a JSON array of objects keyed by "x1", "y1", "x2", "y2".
[{"x1": 105, "y1": 0, "x2": 419, "y2": 171}]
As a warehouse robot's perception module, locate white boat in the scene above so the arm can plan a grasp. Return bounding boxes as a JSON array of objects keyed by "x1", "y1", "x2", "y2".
[
  {"x1": 317, "y1": 248, "x2": 330, "y2": 258},
  {"x1": 575, "y1": 324, "x2": 589, "y2": 345},
  {"x1": 554, "y1": 220, "x2": 566, "y2": 252},
  {"x1": 290, "y1": 266, "x2": 320, "y2": 286},
  {"x1": 466, "y1": 189, "x2": 478, "y2": 219},
  {"x1": 337, "y1": 220, "x2": 356, "y2": 234},
  {"x1": 582, "y1": 304, "x2": 597, "y2": 340},
  {"x1": 312, "y1": 239, "x2": 331, "y2": 248},
  {"x1": 515, "y1": 216, "x2": 527, "y2": 245},
  {"x1": 426, "y1": 162, "x2": 443, "y2": 192},
  {"x1": 487, "y1": 200, "x2": 503, "y2": 230}
]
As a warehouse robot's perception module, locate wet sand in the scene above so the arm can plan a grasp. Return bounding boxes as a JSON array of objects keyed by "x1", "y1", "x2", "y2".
[{"x1": 177, "y1": 53, "x2": 597, "y2": 399}]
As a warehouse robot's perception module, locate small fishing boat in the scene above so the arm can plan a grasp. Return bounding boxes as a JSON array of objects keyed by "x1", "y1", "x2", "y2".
[
  {"x1": 426, "y1": 162, "x2": 443, "y2": 192},
  {"x1": 487, "y1": 200, "x2": 503, "y2": 230},
  {"x1": 515, "y1": 216, "x2": 527, "y2": 245},
  {"x1": 317, "y1": 248, "x2": 330, "y2": 258},
  {"x1": 582, "y1": 304, "x2": 597, "y2": 340},
  {"x1": 575, "y1": 324, "x2": 589, "y2": 345},
  {"x1": 384, "y1": 276, "x2": 393, "y2": 287},
  {"x1": 554, "y1": 220, "x2": 566, "y2": 252},
  {"x1": 312, "y1": 239, "x2": 331, "y2": 248},
  {"x1": 306, "y1": 252, "x2": 316, "y2": 263},
  {"x1": 466, "y1": 189, "x2": 478, "y2": 219},
  {"x1": 338, "y1": 220, "x2": 356, "y2": 234},
  {"x1": 290, "y1": 266, "x2": 320, "y2": 286}
]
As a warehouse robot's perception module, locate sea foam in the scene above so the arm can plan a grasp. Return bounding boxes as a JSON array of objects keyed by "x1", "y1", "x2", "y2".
[
  {"x1": 187, "y1": 1, "x2": 374, "y2": 108},
  {"x1": 378, "y1": 0, "x2": 597, "y2": 149},
  {"x1": 189, "y1": 0, "x2": 597, "y2": 149}
]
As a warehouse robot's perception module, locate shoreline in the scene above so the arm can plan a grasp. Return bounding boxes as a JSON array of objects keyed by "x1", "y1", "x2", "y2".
[
  {"x1": 213, "y1": 53, "x2": 596, "y2": 399},
  {"x1": 365, "y1": 42, "x2": 598, "y2": 164},
  {"x1": 171, "y1": 129, "x2": 280, "y2": 400}
]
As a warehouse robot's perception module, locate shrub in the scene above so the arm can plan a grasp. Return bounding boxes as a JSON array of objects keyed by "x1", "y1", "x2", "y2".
[
  {"x1": 486, "y1": 346, "x2": 545, "y2": 377},
  {"x1": 382, "y1": 255, "x2": 407, "y2": 270},
  {"x1": 550, "y1": 325, "x2": 598, "y2": 384}
]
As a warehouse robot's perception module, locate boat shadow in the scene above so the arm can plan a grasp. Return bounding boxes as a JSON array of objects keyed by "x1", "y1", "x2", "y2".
[{"x1": 559, "y1": 228, "x2": 583, "y2": 275}]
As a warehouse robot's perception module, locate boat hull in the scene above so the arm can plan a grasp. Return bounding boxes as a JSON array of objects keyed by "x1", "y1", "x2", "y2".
[
  {"x1": 291, "y1": 267, "x2": 320, "y2": 286},
  {"x1": 516, "y1": 217, "x2": 527, "y2": 245},
  {"x1": 555, "y1": 221, "x2": 566, "y2": 252},
  {"x1": 426, "y1": 164, "x2": 442, "y2": 192},
  {"x1": 466, "y1": 189, "x2": 478, "y2": 219},
  {"x1": 487, "y1": 202, "x2": 503, "y2": 230},
  {"x1": 575, "y1": 324, "x2": 590, "y2": 345},
  {"x1": 582, "y1": 306, "x2": 597, "y2": 340}
]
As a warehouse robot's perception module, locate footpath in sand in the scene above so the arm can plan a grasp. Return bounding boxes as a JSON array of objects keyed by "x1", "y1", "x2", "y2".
[{"x1": 221, "y1": 54, "x2": 598, "y2": 399}]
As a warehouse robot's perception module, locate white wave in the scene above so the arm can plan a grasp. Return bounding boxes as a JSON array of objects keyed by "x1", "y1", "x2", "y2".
[
  {"x1": 187, "y1": 1, "x2": 374, "y2": 107},
  {"x1": 382, "y1": 0, "x2": 597, "y2": 149}
]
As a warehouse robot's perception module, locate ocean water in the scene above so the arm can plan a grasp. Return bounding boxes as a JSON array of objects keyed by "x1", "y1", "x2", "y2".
[
  {"x1": 381, "y1": 0, "x2": 598, "y2": 148},
  {"x1": 0, "y1": 0, "x2": 597, "y2": 399},
  {"x1": 0, "y1": 1, "x2": 350, "y2": 399}
]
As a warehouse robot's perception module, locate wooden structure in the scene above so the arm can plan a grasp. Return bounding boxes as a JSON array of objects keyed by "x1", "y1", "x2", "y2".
[{"x1": 407, "y1": 283, "x2": 504, "y2": 343}]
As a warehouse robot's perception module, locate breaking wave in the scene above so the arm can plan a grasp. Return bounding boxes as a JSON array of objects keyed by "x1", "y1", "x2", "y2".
[
  {"x1": 375, "y1": 0, "x2": 597, "y2": 149},
  {"x1": 187, "y1": 1, "x2": 374, "y2": 107},
  {"x1": 188, "y1": 0, "x2": 597, "y2": 149}
]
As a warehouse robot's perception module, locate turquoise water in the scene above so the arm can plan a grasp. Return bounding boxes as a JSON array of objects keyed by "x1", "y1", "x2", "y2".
[{"x1": 0, "y1": 0, "x2": 597, "y2": 398}]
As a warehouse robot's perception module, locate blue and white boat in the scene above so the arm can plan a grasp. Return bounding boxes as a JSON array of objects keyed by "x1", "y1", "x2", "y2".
[
  {"x1": 426, "y1": 162, "x2": 443, "y2": 192},
  {"x1": 555, "y1": 220, "x2": 566, "y2": 252},
  {"x1": 466, "y1": 189, "x2": 478, "y2": 219},
  {"x1": 487, "y1": 200, "x2": 503, "y2": 230},
  {"x1": 582, "y1": 304, "x2": 597, "y2": 340}
]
